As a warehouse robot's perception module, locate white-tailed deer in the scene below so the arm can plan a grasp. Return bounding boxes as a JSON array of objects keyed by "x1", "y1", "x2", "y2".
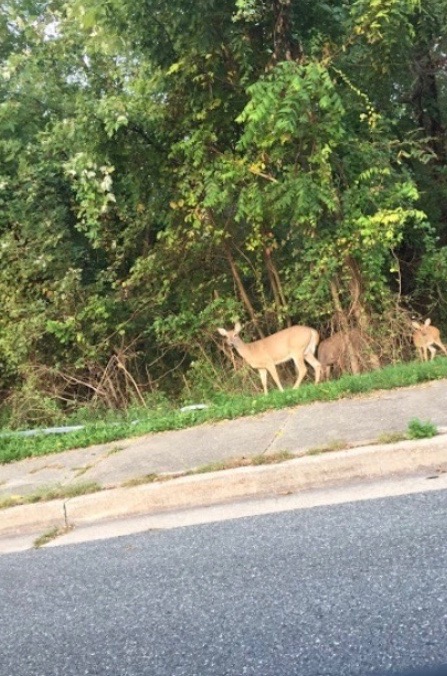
[
  {"x1": 318, "y1": 329, "x2": 362, "y2": 380},
  {"x1": 217, "y1": 322, "x2": 321, "y2": 394},
  {"x1": 412, "y1": 319, "x2": 447, "y2": 361}
]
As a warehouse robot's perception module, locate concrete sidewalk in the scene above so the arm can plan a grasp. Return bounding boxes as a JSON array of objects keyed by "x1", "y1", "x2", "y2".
[{"x1": 1, "y1": 379, "x2": 447, "y2": 551}]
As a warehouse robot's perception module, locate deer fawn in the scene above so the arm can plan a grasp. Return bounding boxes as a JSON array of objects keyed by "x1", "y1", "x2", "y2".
[
  {"x1": 411, "y1": 319, "x2": 447, "y2": 361},
  {"x1": 217, "y1": 322, "x2": 321, "y2": 394}
]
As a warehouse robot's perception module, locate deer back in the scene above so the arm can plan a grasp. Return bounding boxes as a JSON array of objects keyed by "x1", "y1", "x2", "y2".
[
  {"x1": 249, "y1": 326, "x2": 317, "y2": 365},
  {"x1": 219, "y1": 325, "x2": 317, "y2": 369},
  {"x1": 318, "y1": 329, "x2": 361, "y2": 368}
]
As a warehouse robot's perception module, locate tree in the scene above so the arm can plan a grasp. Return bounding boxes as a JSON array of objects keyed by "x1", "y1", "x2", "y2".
[{"x1": 0, "y1": 0, "x2": 444, "y2": 419}]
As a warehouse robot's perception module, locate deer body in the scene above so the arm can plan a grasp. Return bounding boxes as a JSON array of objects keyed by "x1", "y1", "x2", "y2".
[
  {"x1": 412, "y1": 319, "x2": 447, "y2": 361},
  {"x1": 318, "y1": 329, "x2": 361, "y2": 380},
  {"x1": 218, "y1": 323, "x2": 321, "y2": 394}
]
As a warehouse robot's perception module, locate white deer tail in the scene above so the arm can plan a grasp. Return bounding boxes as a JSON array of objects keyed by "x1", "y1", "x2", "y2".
[{"x1": 304, "y1": 328, "x2": 319, "y2": 356}]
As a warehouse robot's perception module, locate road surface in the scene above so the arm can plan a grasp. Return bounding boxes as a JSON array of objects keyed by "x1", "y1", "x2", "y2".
[{"x1": 1, "y1": 488, "x2": 447, "y2": 675}]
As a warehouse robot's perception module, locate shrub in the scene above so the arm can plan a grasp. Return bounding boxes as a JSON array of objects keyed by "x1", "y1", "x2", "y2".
[{"x1": 407, "y1": 418, "x2": 438, "y2": 440}]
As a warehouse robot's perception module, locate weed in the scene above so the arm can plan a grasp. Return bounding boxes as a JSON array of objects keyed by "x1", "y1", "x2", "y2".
[
  {"x1": 0, "y1": 495, "x2": 22, "y2": 509},
  {"x1": 122, "y1": 473, "x2": 160, "y2": 488},
  {"x1": 106, "y1": 446, "x2": 123, "y2": 456},
  {"x1": 0, "y1": 481, "x2": 102, "y2": 510},
  {"x1": 377, "y1": 431, "x2": 408, "y2": 444},
  {"x1": 186, "y1": 450, "x2": 297, "y2": 475},
  {"x1": 306, "y1": 441, "x2": 348, "y2": 456},
  {"x1": 34, "y1": 525, "x2": 73, "y2": 548},
  {"x1": 407, "y1": 418, "x2": 438, "y2": 440},
  {"x1": 73, "y1": 465, "x2": 93, "y2": 477},
  {"x1": 251, "y1": 451, "x2": 295, "y2": 465},
  {"x1": 186, "y1": 459, "x2": 250, "y2": 475}
]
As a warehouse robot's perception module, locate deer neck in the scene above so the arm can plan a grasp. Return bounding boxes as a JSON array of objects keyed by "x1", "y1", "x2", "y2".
[{"x1": 233, "y1": 336, "x2": 255, "y2": 364}]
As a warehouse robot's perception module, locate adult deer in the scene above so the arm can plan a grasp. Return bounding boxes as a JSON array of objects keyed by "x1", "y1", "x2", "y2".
[
  {"x1": 318, "y1": 329, "x2": 362, "y2": 380},
  {"x1": 217, "y1": 322, "x2": 321, "y2": 394},
  {"x1": 411, "y1": 319, "x2": 447, "y2": 361}
]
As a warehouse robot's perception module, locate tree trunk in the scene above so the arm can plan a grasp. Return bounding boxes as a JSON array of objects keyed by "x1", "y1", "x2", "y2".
[
  {"x1": 264, "y1": 246, "x2": 291, "y2": 327},
  {"x1": 225, "y1": 244, "x2": 264, "y2": 338},
  {"x1": 346, "y1": 257, "x2": 381, "y2": 370},
  {"x1": 329, "y1": 277, "x2": 361, "y2": 375},
  {"x1": 271, "y1": 0, "x2": 303, "y2": 64}
]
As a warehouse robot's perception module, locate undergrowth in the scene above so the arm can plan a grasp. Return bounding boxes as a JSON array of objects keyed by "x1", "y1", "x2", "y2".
[{"x1": 0, "y1": 357, "x2": 446, "y2": 465}]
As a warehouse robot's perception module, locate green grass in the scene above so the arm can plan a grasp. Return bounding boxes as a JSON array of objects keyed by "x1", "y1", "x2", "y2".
[
  {"x1": 1, "y1": 357, "x2": 446, "y2": 465},
  {"x1": 407, "y1": 417, "x2": 438, "y2": 439},
  {"x1": 33, "y1": 525, "x2": 73, "y2": 548}
]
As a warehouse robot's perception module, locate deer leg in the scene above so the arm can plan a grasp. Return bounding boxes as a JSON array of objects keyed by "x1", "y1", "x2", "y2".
[
  {"x1": 321, "y1": 364, "x2": 331, "y2": 381},
  {"x1": 266, "y1": 365, "x2": 283, "y2": 392},
  {"x1": 292, "y1": 357, "x2": 307, "y2": 388},
  {"x1": 258, "y1": 369, "x2": 269, "y2": 395},
  {"x1": 434, "y1": 340, "x2": 447, "y2": 356},
  {"x1": 428, "y1": 345, "x2": 437, "y2": 360},
  {"x1": 304, "y1": 352, "x2": 321, "y2": 384}
]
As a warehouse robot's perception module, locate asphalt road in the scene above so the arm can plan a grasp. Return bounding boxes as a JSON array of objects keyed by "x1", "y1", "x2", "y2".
[{"x1": 1, "y1": 489, "x2": 447, "y2": 676}]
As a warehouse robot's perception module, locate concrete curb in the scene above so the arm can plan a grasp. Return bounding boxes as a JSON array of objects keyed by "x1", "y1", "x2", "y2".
[{"x1": 2, "y1": 433, "x2": 446, "y2": 538}]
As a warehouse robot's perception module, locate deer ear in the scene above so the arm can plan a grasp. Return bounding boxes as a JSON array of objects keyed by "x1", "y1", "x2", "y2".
[
  {"x1": 412, "y1": 321, "x2": 421, "y2": 330},
  {"x1": 217, "y1": 328, "x2": 228, "y2": 337},
  {"x1": 234, "y1": 321, "x2": 242, "y2": 334},
  {"x1": 425, "y1": 318, "x2": 431, "y2": 326}
]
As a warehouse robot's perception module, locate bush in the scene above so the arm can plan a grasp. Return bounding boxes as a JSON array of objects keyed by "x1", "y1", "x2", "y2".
[
  {"x1": 5, "y1": 373, "x2": 64, "y2": 429},
  {"x1": 407, "y1": 418, "x2": 438, "y2": 439}
]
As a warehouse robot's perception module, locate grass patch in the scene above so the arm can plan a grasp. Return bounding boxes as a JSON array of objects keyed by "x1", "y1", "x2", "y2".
[
  {"x1": 122, "y1": 473, "x2": 164, "y2": 488},
  {"x1": 0, "y1": 495, "x2": 22, "y2": 509},
  {"x1": 0, "y1": 481, "x2": 101, "y2": 510},
  {"x1": 1, "y1": 357, "x2": 446, "y2": 465},
  {"x1": 123, "y1": 451, "x2": 298, "y2": 486},
  {"x1": 377, "y1": 431, "x2": 408, "y2": 444},
  {"x1": 34, "y1": 525, "x2": 73, "y2": 548},
  {"x1": 306, "y1": 440, "x2": 348, "y2": 456},
  {"x1": 187, "y1": 450, "x2": 297, "y2": 475},
  {"x1": 407, "y1": 417, "x2": 438, "y2": 439},
  {"x1": 251, "y1": 450, "x2": 296, "y2": 465},
  {"x1": 184, "y1": 459, "x2": 253, "y2": 475}
]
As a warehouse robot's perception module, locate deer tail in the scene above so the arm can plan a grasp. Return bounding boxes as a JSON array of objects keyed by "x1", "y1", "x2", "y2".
[{"x1": 305, "y1": 328, "x2": 319, "y2": 356}]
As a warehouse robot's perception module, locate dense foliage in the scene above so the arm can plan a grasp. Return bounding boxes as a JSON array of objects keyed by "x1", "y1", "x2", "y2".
[{"x1": 1, "y1": 0, "x2": 447, "y2": 423}]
